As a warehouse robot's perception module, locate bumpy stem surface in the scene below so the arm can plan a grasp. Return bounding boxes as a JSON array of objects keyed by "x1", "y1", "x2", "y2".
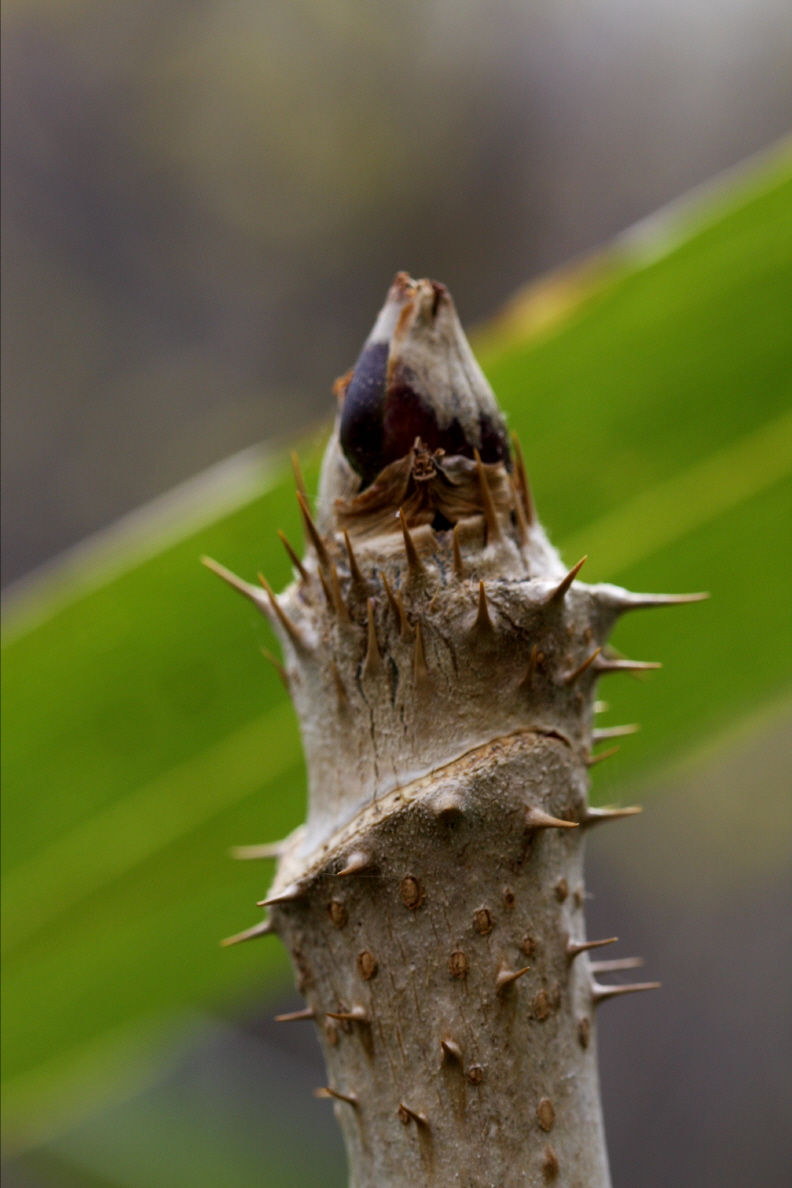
[{"x1": 213, "y1": 274, "x2": 704, "y2": 1187}]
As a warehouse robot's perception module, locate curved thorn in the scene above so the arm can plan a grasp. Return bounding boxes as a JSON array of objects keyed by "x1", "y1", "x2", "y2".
[
  {"x1": 290, "y1": 450, "x2": 308, "y2": 502},
  {"x1": 330, "y1": 563, "x2": 351, "y2": 622},
  {"x1": 230, "y1": 841, "x2": 285, "y2": 861},
  {"x1": 338, "y1": 850, "x2": 374, "y2": 877},
  {"x1": 315, "y1": 1086, "x2": 358, "y2": 1106},
  {"x1": 276, "y1": 1007, "x2": 315, "y2": 1022},
  {"x1": 261, "y1": 648, "x2": 289, "y2": 690},
  {"x1": 452, "y1": 522, "x2": 465, "y2": 579},
  {"x1": 325, "y1": 1006, "x2": 368, "y2": 1023},
  {"x1": 565, "y1": 647, "x2": 602, "y2": 685},
  {"x1": 342, "y1": 530, "x2": 367, "y2": 593},
  {"x1": 592, "y1": 724, "x2": 640, "y2": 741},
  {"x1": 546, "y1": 556, "x2": 587, "y2": 604},
  {"x1": 594, "y1": 657, "x2": 662, "y2": 674},
  {"x1": 592, "y1": 981, "x2": 661, "y2": 1005},
  {"x1": 525, "y1": 806, "x2": 579, "y2": 832},
  {"x1": 414, "y1": 620, "x2": 429, "y2": 684},
  {"x1": 590, "y1": 957, "x2": 644, "y2": 974},
  {"x1": 567, "y1": 936, "x2": 618, "y2": 958},
  {"x1": 363, "y1": 599, "x2": 381, "y2": 676},
  {"x1": 398, "y1": 1103, "x2": 429, "y2": 1126},
  {"x1": 257, "y1": 574, "x2": 304, "y2": 647},
  {"x1": 474, "y1": 449, "x2": 501, "y2": 542},
  {"x1": 496, "y1": 965, "x2": 531, "y2": 991},
  {"x1": 296, "y1": 490, "x2": 330, "y2": 570},
  {"x1": 509, "y1": 475, "x2": 529, "y2": 545},
  {"x1": 583, "y1": 804, "x2": 642, "y2": 826},
  {"x1": 587, "y1": 746, "x2": 620, "y2": 767},
  {"x1": 441, "y1": 1037, "x2": 463, "y2": 1062},
  {"x1": 277, "y1": 530, "x2": 309, "y2": 584},
  {"x1": 399, "y1": 509, "x2": 426, "y2": 580},
  {"x1": 221, "y1": 918, "x2": 275, "y2": 946},
  {"x1": 474, "y1": 581, "x2": 494, "y2": 634},
  {"x1": 511, "y1": 432, "x2": 535, "y2": 526},
  {"x1": 594, "y1": 699, "x2": 610, "y2": 714},
  {"x1": 202, "y1": 556, "x2": 266, "y2": 608},
  {"x1": 257, "y1": 881, "x2": 305, "y2": 907}
]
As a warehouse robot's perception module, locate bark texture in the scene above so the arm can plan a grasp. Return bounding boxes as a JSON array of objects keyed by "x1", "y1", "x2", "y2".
[{"x1": 212, "y1": 274, "x2": 705, "y2": 1187}]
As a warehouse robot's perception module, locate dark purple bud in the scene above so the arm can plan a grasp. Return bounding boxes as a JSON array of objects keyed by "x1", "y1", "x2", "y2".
[{"x1": 340, "y1": 273, "x2": 510, "y2": 487}]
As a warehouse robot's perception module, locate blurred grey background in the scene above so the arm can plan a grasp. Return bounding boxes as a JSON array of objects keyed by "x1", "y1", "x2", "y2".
[{"x1": 2, "y1": 0, "x2": 791, "y2": 587}]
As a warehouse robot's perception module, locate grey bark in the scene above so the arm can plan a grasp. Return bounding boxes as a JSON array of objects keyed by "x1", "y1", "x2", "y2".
[{"x1": 211, "y1": 275, "x2": 705, "y2": 1187}]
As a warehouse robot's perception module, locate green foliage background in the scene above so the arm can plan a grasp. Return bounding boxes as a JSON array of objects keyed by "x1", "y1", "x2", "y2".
[{"x1": 2, "y1": 146, "x2": 791, "y2": 1176}]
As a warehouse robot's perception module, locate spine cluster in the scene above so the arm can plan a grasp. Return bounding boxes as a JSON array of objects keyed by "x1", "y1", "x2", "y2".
[{"x1": 208, "y1": 274, "x2": 706, "y2": 1187}]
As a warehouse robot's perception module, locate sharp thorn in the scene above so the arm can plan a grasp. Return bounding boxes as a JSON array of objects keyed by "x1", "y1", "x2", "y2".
[
  {"x1": 546, "y1": 556, "x2": 587, "y2": 603},
  {"x1": 261, "y1": 648, "x2": 289, "y2": 690},
  {"x1": 592, "y1": 980, "x2": 661, "y2": 1004},
  {"x1": 363, "y1": 598, "x2": 381, "y2": 676},
  {"x1": 616, "y1": 590, "x2": 711, "y2": 611},
  {"x1": 325, "y1": 1006, "x2": 368, "y2": 1023},
  {"x1": 525, "y1": 806, "x2": 579, "y2": 832},
  {"x1": 277, "y1": 530, "x2": 309, "y2": 584},
  {"x1": 343, "y1": 530, "x2": 367, "y2": 593},
  {"x1": 296, "y1": 490, "x2": 330, "y2": 570},
  {"x1": 452, "y1": 522, "x2": 465, "y2": 579},
  {"x1": 441, "y1": 1037, "x2": 463, "y2": 1062},
  {"x1": 381, "y1": 571, "x2": 400, "y2": 620},
  {"x1": 257, "y1": 881, "x2": 305, "y2": 907},
  {"x1": 399, "y1": 509, "x2": 426, "y2": 580},
  {"x1": 590, "y1": 957, "x2": 645, "y2": 973},
  {"x1": 230, "y1": 841, "x2": 285, "y2": 860},
  {"x1": 331, "y1": 662, "x2": 349, "y2": 707},
  {"x1": 587, "y1": 745, "x2": 620, "y2": 767},
  {"x1": 331, "y1": 563, "x2": 351, "y2": 622},
  {"x1": 318, "y1": 567, "x2": 335, "y2": 611},
  {"x1": 290, "y1": 450, "x2": 308, "y2": 502},
  {"x1": 201, "y1": 556, "x2": 267, "y2": 609},
  {"x1": 220, "y1": 918, "x2": 275, "y2": 946},
  {"x1": 398, "y1": 1103, "x2": 429, "y2": 1127},
  {"x1": 511, "y1": 432, "x2": 536, "y2": 526},
  {"x1": 474, "y1": 449, "x2": 502, "y2": 542},
  {"x1": 275, "y1": 1007, "x2": 316, "y2": 1022},
  {"x1": 509, "y1": 475, "x2": 529, "y2": 545},
  {"x1": 337, "y1": 850, "x2": 374, "y2": 877},
  {"x1": 583, "y1": 804, "x2": 642, "y2": 826},
  {"x1": 315, "y1": 1086, "x2": 358, "y2": 1106},
  {"x1": 567, "y1": 936, "x2": 618, "y2": 958},
  {"x1": 496, "y1": 964, "x2": 532, "y2": 991},
  {"x1": 592, "y1": 724, "x2": 640, "y2": 741},
  {"x1": 474, "y1": 581, "x2": 494, "y2": 634},
  {"x1": 565, "y1": 647, "x2": 602, "y2": 685},
  {"x1": 520, "y1": 643, "x2": 540, "y2": 690},
  {"x1": 595, "y1": 656, "x2": 662, "y2": 674},
  {"x1": 414, "y1": 620, "x2": 429, "y2": 684},
  {"x1": 397, "y1": 589, "x2": 414, "y2": 639},
  {"x1": 257, "y1": 574, "x2": 305, "y2": 647},
  {"x1": 594, "y1": 700, "x2": 610, "y2": 714}
]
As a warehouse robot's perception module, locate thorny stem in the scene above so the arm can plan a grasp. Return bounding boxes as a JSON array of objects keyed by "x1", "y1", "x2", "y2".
[{"x1": 212, "y1": 274, "x2": 708, "y2": 1187}]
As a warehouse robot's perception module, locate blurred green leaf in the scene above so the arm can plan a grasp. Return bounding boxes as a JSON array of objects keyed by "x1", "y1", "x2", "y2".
[{"x1": 2, "y1": 146, "x2": 791, "y2": 1153}]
